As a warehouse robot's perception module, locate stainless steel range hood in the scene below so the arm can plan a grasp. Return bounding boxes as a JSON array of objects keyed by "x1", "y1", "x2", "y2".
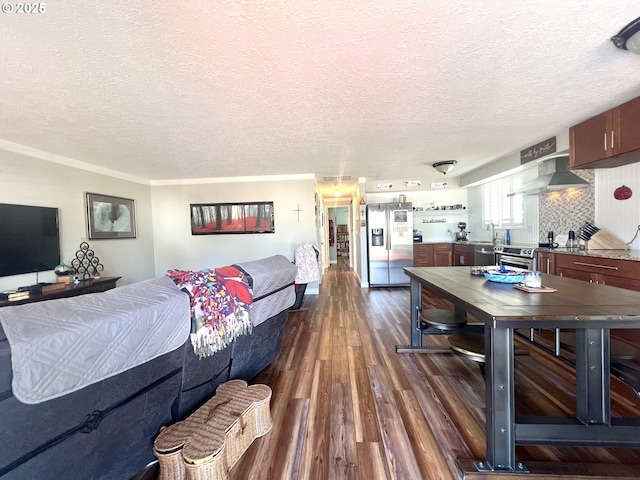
[{"x1": 507, "y1": 153, "x2": 590, "y2": 196}]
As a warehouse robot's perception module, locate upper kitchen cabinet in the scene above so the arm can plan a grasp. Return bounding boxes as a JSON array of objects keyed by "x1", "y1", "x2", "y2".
[{"x1": 570, "y1": 95, "x2": 640, "y2": 169}]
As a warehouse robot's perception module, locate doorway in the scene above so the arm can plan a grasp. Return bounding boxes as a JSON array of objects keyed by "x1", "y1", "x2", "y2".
[{"x1": 328, "y1": 206, "x2": 349, "y2": 265}]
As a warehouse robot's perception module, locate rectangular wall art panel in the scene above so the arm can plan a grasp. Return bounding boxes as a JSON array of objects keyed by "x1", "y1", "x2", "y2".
[{"x1": 190, "y1": 202, "x2": 275, "y2": 235}]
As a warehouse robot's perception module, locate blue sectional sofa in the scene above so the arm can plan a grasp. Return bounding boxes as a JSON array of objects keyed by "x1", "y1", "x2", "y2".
[{"x1": 0, "y1": 255, "x2": 296, "y2": 480}]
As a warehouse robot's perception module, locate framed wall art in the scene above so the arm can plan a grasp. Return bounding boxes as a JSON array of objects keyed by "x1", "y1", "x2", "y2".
[
  {"x1": 190, "y1": 201, "x2": 275, "y2": 235},
  {"x1": 86, "y1": 192, "x2": 137, "y2": 239}
]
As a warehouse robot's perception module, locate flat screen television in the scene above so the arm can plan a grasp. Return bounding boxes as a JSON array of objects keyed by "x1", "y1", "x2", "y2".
[{"x1": 0, "y1": 203, "x2": 61, "y2": 278}]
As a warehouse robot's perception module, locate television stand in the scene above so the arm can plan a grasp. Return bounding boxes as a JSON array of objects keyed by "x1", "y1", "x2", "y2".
[
  {"x1": 1, "y1": 277, "x2": 121, "y2": 308},
  {"x1": 17, "y1": 283, "x2": 52, "y2": 293}
]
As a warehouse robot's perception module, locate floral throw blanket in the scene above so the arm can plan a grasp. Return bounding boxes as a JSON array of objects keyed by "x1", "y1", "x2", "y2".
[{"x1": 167, "y1": 266, "x2": 253, "y2": 358}]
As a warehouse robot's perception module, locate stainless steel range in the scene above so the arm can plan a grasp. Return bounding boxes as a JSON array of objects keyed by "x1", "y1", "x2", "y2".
[{"x1": 493, "y1": 245, "x2": 537, "y2": 270}]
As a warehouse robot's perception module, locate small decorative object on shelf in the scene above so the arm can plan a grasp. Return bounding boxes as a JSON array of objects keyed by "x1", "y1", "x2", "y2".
[
  {"x1": 70, "y1": 241, "x2": 105, "y2": 281},
  {"x1": 54, "y1": 262, "x2": 72, "y2": 284}
]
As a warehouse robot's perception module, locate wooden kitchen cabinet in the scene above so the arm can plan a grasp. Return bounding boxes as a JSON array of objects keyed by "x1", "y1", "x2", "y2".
[
  {"x1": 537, "y1": 251, "x2": 555, "y2": 274},
  {"x1": 413, "y1": 243, "x2": 434, "y2": 267},
  {"x1": 597, "y1": 273, "x2": 640, "y2": 292},
  {"x1": 570, "y1": 95, "x2": 640, "y2": 169},
  {"x1": 453, "y1": 243, "x2": 474, "y2": 266},
  {"x1": 555, "y1": 253, "x2": 640, "y2": 346},
  {"x1": 413, "y1": 243, "x2": 452, "y2": 267},
  {"x1": 434, "y1": 243, "x2": 452, "y2": 266},
  {"x1": 556, "y1": 254, "x2": 640, "y2": 288}
]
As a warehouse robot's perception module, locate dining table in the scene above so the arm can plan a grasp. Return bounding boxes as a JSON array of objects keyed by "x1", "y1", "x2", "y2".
[{"x1": 402, "y1": 266, "x2": 640, "y2": 474}]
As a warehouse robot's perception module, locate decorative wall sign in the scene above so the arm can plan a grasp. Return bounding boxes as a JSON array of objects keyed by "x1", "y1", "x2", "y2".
[
  {"x1": 190, "y1": 201, "x2": 275, "y2": 235},
  {"x1": 86, "y1": 193, "x2": 136, "y2": 239},
  {"x1": 520, "y1": 136, "x2": 556, "y2": 164}
]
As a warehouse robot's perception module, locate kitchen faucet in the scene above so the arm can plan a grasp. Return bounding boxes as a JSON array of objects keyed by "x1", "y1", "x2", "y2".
[{"x1": 487, "y1": 222, "x2": 496, "y2": 245}]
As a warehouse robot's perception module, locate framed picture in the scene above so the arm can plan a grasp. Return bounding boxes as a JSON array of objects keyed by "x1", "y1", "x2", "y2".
[
  {"x1": 86, "y1": 193, "x2": 137, "y2": 239},
  {"x1": 190, "y1": 201, "x2": 274, "y2": 235}
]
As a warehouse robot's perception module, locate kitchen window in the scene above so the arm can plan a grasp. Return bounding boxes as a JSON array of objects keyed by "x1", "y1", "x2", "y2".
[{"x1": 482, "y1": 176, "x2": 525, "y2": 228}]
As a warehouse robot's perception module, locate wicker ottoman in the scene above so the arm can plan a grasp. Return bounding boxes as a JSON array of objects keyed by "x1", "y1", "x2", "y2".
[{"x1": 154, "y1": 380, "x2": 273, "y2": 480}]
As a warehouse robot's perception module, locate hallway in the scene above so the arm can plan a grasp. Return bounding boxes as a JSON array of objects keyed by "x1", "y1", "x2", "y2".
[{"x1": 224, "y1": 263, "x2": 640, "y2": 479}]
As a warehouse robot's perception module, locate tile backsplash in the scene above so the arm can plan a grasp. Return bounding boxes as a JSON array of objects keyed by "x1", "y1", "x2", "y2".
[
  {"x1": 538, "y1": 161, "x2": 640, "y2": 250},
  {"x1": 538, "y1": 168, "x2": 595, "y2": 243}
]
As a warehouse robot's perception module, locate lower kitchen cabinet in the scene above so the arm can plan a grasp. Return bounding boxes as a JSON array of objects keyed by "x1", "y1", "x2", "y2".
[
  {"x1": 554, "y1": 252, "x2": 640, "y2": 346},
  {"x1": 413, "y1": 243, "x2": 452, "y2": 267},
  {"x1": 434, "y1": 243, "x2": 452, "y2": 266},
  {"x1": 537, "y1": 251, "x2": 555, "y2": 274},
  {"x1": 413, "y1": 243, "x2": 434, "y2": 267},
  {"x1": 453, "y1": 243, "x2": 474, "y2": 266},
  {"x1": 556, "y1": 253, "x2": 640, "y2": 288}
]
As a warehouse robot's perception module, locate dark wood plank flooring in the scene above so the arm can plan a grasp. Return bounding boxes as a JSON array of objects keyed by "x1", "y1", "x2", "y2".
[{"x1": 138, "y1": 260, "x2": 640, "y2": 479}]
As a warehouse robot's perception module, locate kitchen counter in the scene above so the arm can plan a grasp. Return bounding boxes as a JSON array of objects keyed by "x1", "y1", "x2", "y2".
[
  {"x1": 415, "y1": 241, "x2": 453, "y2": 244},
  {"x1": 416, "y1": 242, "x2": 640, "y2": 262},
  {"x1": 416, "y1": 240, "x2": 493, "y2": 246},
  {"x1": 536, "y1": 247, "x2": 640, "y2": 262}
]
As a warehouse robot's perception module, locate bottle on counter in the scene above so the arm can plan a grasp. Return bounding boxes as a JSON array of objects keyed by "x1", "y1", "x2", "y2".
[{"x1": 505, "y1": 229, "x2": 511, "y2": 245}]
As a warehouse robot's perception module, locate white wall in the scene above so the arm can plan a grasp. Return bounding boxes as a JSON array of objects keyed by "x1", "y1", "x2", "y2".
[
  {"x1": 0, "y1": 151, "x2": 155, "y2": 291},
  {"x1": 366, "y1": 188, "x2": 469, "y2": 243},
  {"x1": 150, "y1": 178, "x2": 320, "y2": 292},
  {"x1": 466, "y1": 164, "x2": 540, "y2": 245},
  {"x1": 460, "y1": 129, "x2": 570, "y2": 188},
  {"x1": 595, "y1": 162, "x2": 640, "y2": 250}
]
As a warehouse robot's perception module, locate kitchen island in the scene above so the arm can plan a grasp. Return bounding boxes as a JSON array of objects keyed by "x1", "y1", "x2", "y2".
[{"x1": 403, "y1": 266, "x2": 640, "y2": 475}]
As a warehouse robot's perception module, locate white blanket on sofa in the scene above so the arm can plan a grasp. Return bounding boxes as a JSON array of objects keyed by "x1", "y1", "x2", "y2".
[
  {"x1": 0, "y1": 276, "x2": 190, "y2": 404},
  {"x1": 235, "y1": 255, "x2": 297, "y2": 326}
]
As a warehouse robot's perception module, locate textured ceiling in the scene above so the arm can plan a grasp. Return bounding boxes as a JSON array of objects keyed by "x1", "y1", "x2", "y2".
[{"x1": 1, "y1": 1, "x2": 640, "y2": 198}]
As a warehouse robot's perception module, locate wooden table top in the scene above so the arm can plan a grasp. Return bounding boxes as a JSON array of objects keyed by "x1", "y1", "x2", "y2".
[{"x1": 404, "y1": 267, "x2": 640, "y2": 329}]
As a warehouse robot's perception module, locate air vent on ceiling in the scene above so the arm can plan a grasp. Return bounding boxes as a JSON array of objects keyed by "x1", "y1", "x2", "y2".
[{"x1": 323, "y1": 176, "x2": 352, "y2": 181}]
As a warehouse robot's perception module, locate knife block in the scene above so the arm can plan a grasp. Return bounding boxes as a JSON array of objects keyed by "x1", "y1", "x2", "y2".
[{"x1": 586, "y1": 230, "x2": 629, "y2": 250}]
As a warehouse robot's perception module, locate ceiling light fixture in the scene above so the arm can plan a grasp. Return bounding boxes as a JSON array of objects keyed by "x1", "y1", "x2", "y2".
[
  {"x1": 612, "y1": 16, "x2": 640, "y2": 54},
  {"x1": 432, "y1": 160, "x2": 457, "y2": 175}
]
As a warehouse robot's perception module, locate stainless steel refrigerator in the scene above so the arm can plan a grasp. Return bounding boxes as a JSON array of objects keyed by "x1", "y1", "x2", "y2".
[{"x1": 367, "y1": 202, "x2": 413, "y2": 287}]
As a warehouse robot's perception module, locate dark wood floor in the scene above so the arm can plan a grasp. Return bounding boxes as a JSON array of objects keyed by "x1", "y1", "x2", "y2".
[{"x1": 141, "y1": 260, "x2": 640, "y2": 479}]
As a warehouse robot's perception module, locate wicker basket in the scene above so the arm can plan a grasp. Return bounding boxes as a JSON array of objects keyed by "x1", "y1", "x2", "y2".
[{"x1": 153, "y1": 380, "x2": 272, "y2": 480}]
